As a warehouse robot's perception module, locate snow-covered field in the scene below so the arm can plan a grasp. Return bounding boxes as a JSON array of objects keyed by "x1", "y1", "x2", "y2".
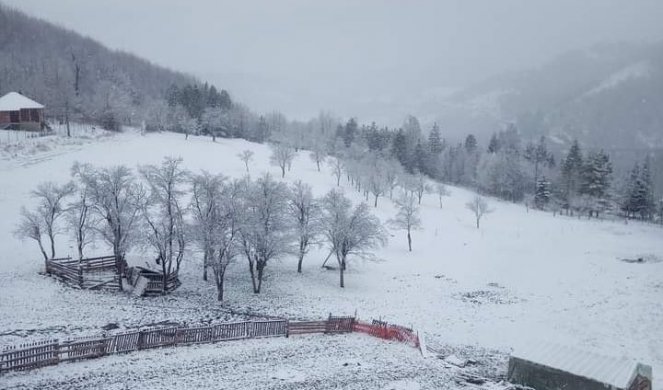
[{"x1": 1, "y1": 130, "x2": 661, "y2": 388}]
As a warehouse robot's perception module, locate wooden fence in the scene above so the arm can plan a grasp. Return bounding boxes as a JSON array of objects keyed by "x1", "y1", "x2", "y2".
[
  {"x1": 0, "y1": 315, "x2": 418, "y2": 375},
  {"x1": 45, "y1": 256, "x2": 121, "y2": 290}
]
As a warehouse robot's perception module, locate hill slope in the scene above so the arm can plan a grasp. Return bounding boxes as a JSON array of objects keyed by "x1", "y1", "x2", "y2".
[{"x1": 0, "y1": 4, "x2": 195, "y2": 126}]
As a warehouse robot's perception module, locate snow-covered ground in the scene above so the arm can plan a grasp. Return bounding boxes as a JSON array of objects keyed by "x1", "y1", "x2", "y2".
[{"x1": 1, "y1": 130, "x2": 661, "y2": 388}]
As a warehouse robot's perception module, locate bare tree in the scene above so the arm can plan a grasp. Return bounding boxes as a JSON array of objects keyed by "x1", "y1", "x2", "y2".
[
  {"x1": 434, "y1": 183, "x2": 450, "y2": 209},
  {"x1": 367, "y1": 156, "x2": 389, "y2": 207},
  {"x1": 466, "y1": 195, "x2": 492, "y2": 229},
  {"x1": 384, "y1": 159, "x2": 403, "y2": 199},
  {"x1": 190, "y1": 171, "x2": 225, "y2": 281},
  {"x1": 239, "y1": 174, "x2": 293, "y2": 293},
  {"x1": 321, "y1": 189, "x2": 387, "y2": 287},
  {"x1": 29, "y1": 181, "x2": 76, "y2": 259},
  {"x1": 389, "y1": 191, "x2": 422, "y2": 251},
  {"x1": 209, "y1": 179, "x2": 243, "y2": 301},
  {"x1": 238, "y1": 150, "x2": 254, "y2": 173},
  {"x1": 329, "y1": 158, "x2": 344, "y2": 186},
  {"x1": 269, "y1": 142, "x2": 296, "y2": 178},
  {"x1": 140, "y1": 157, "x2": 189, "y2": 293},
  {"x1": 77, "y1": 163, "x2": 146, "y2": 280},
  {"x1": 309, "y1": 142, "x2": 327, "y2": 172},
  {"x1": 14, "y1": 208, "x2": 49, "y2": 262},
  {"x1": 288, "y1": 181, "x2": 320, "y2": 273},
  {"x1": 65, "y1": 174, "x2": 96, "y2": 260}
]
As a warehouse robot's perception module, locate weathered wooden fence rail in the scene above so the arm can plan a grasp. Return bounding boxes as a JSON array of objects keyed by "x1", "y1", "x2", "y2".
[{"x1": 0, "y1": 315, "x2": 419, "y2": 375}]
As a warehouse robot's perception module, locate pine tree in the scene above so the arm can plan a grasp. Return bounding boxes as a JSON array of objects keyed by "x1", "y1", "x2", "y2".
[
  {"x1": 428, "y1": 123, "x2": 443, "y2": 154},
  {"x1": 622, "y1": 162, "x2": 641, "y2": 218},
  {"x1": 391, "y1": 129, "x2": 410, "y2": 172},
  {"x1": 524, "y1": 136, "x2": 554, "y2": 194},
  {"x1": 534, "y1": 176, "x2": 551, "y2": 209},
  {"x1": 580, "y1": 150, "x2": 613, "y2": 217},
  {"x1": 413, "y1": 140, "x2": 427, "y2": 174},
  {"x1": 487, "y1": 133, "x2": 500, "y2": 154},
  {"x1": 343, "y1": 118, "x2": 358, "y2": 147},
  {"x1": 464, "y1": 134, "x2": 477, "y2": 153},
  {"x1": 638, "y1": 158, "x2": 655, "y2": 220},
  {"x1": 560, "y1": 140, "x2": 583, "y2": 211}
]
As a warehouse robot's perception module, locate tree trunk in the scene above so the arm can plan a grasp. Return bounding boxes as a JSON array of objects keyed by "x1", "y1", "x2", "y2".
[
  {"x1": 37, "y1": 238, "x2": 48, "y2": 263},
  {"x1": 281, "y1": 166, "x2": 286, "y2": 178},
  {"x1": 48, "y1": 232, "x2": 56, "y2": 260},
  {"x1": 339, "y1": 258, "x2": 345, "y2": 288},
  {"x1": 407, "y1": 230, "x2": 412, "y2": 252},
  {"x1": 336, "y1": 175, "x2": 340, "y2": 186},
  {"x1": 476, "y1": 217, "x2": 480, "y2": 229},
  {"x1": 297, "y1": 251, "x2": 305, "y2": 273},
  {"x1": 316, "y1": 161, "x2": 320, "y2": 171},
  {"x1": 248, "y1": 259, "x2": 258, "y2": 293},
  {"x1": 374, "y1": 194, "x2": 378, "y2": 208},
  {"x1": 202, "y1": 250, "x2": 208, "y2": 281},
  {"x1": 216, "y1": 273, "x2": 224, "y2": 301},
  {"x1": 256, "y1": 265, "x2": 264, "y2": 293}
]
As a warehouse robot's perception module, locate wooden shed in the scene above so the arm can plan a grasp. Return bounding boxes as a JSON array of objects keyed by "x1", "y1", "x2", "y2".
[
  {"x1": 0, "y1": 91, "x2": 45, "y2": 130},
  {"x1": 508, "y1": 343, "x2": 653, "y2": 390}
]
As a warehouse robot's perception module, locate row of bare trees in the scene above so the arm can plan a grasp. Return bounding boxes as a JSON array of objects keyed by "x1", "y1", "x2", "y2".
[{"x1": 17, "y1": 157, "x2": 388, "y2": 299}]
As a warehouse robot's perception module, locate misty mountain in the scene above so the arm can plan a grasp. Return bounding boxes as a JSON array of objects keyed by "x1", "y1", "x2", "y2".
[
  {"x1": 0, "y1": 4, "x2": 196, "y2": 126},
  {"x1": 439, "y1": 41, "x2": 663, "y2": 151}
]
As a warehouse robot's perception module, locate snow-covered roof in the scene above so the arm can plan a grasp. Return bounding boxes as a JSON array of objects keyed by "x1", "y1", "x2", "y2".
[
  {"x1": 512, "y1": 343, "x2": 651, "y2": 389},
  {"x1": 0, "y1": 92, "x2": 44, "y2": 111}
]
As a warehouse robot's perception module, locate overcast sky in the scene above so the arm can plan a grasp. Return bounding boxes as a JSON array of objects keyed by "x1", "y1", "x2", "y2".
[{"x1": 5, "y1": 0, "x2": 663, "y2": 123}]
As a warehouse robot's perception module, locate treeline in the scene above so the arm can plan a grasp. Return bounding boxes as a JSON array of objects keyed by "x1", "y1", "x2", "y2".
[{"x1": 257, "y1": 112, "x2": 662, "y2": 224}]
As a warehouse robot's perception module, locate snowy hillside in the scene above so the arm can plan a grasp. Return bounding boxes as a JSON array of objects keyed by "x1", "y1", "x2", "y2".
[{"x1": 1, "y1": 131, "x2": 661, "y2": 388}]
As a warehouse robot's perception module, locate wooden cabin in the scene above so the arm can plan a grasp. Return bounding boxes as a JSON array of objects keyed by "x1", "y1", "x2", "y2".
[{"x1": 0, "y1": 92, "x2": 45, "y2": 130}]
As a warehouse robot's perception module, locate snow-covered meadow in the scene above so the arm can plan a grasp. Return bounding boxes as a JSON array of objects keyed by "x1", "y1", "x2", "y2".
[{"x1": 1, "y1": 130, "x2": 661, "y2": 388}]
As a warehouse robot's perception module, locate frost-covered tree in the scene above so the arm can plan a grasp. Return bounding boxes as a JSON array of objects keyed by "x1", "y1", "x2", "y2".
[
  {"x1": 209, "y1": 179, "x2": 243, "y2": 301},
  {"x1": 14, "y1": 208, "x2": 49, "y2": 262},
  {"x1": 402, "y1": 173, "x2": 430, "y2": 205},
  {"x1": 389, "y1": 191, "x2": 422, "y2": 251},
  {"x1": 579, "y1": 150, "x2": 612, "y2": 218},
  {"x1": 239, "y1": 174, "x2": 292, "y2": 293},
  {"x1": 367, "y1": 155, "x2": 389, "y2": 207},
  {"x1": 329, "y1": 157, "x2": 344, "y2": 186},
  {"x1": 320, "y1": 189, "x2": 387, "y2": 287},
  {"x1": 534, "y1": 176, "x2": 551, "y2": 209},
  {"x1": 309, "y1": 142, "x2": 327, "y2": 172},
  {"x1": 288, "y1": 181, "x2": 320, "y2": 273},
  {"x1": 385, "y1": 159, "x2": 404, "y2": 199},
  {"x1": 140, "y1": 157, "x2": 189, "y2": 292},
  {"x1": 269, "y1": 142, "x2": 296, "y2": 178},
  {"x1": 560, "y1": 140, "x2": 584, "y2": 213},
  {"x1": 428, "y1": 123, "x2": 443, "y2": 155},
  {"x1": 466, "y1": 195, "x2": 492, "y2": 229},
  {"x1": 76, "y1": 164, "x2": 146, "y2": 279},
  {"x1": 434, "y1": 183, "x2": 450, "y2": 208},
  {"x1": 190, "y1": 171, "x2": 225, "y2": 281},
  {"x1": 26, "y1": 181, "x2": 76, "y2": 260},
  {"x1": 66, "y1": 170, "x2": 96, "y2": 260},
  {"x1": 621, "y1": 157, "x2": 655, "y2": 220},
  {"x1": 238, "y1": 150, "x2": 254, "y2": 173},
  {"x1": 524, "y1": 136, "x2": 555, "y2": 193}
]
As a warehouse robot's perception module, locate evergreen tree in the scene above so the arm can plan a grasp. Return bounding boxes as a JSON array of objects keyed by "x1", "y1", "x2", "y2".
[
  {"x1": 413, "y1": 140, "x2": 427, "y2": 174},
  {"x1": 254, "y1": 116, "x2": 270, "y2": 143},
  {"x1": 391, "y1": 129, "x2": 410, "y2": 172},
  {"x1": 623, "y1": 158, "x2": 656, "y2": 219},
  {"x1": 464, "y1": 134, "x2": 477, "y2": 153},
  {"x1": 580, "y1": 150, "x2": 613, "y2": 217},
  {"x1": 343, "y1": 118, "x2": 358, "y2": 147},
  {"x1": 428, "y1": 123, "x2": 443, "y2": 154},
  {"x1": 560, "y1": 140, "x2": 583, "y2": 211},
  {"x1": 487, "y1": 133, "x2": 500, "y2": 154},
  {"x1": 534, "y1": 176, "x2": 551, "y2": 209},
  {"x1": 524, "y1": 136, "x2": 554, "y2": 193}
]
